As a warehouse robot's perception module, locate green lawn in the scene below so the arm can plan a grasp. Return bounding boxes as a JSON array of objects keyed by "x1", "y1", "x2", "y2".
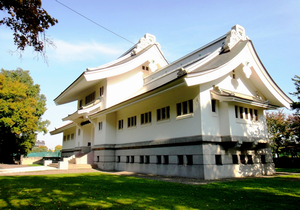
[
  {"x1": 0, "y1": 172, "x2": 299, "y2": 209},
  {"x1": 276, "y1": 168, "x2": 300, "y2": 173}
]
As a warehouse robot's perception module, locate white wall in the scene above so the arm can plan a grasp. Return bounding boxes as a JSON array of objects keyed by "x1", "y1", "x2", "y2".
[
  {"x1": 62, "y1": 127, "x2": 76, "y2": 149},
  {"x1": 115, "y1": 84, "x2": 201, "y2": 144},
  {"x1": 107, "y1": 67, "x2": 144, "y2": 108}
]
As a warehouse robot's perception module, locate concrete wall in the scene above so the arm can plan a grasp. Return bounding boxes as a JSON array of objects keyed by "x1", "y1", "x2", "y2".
[
  {"x1": 21, "y1": 157, "x2": 43, "y2": 165},
  {"x1": 114, "y1": 145, "x2": 204, "y2": 179}
]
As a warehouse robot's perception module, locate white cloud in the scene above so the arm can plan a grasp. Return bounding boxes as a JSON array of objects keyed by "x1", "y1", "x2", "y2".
[{"x1": 48, "y1": 39, "x2": 123, "y2": 62}]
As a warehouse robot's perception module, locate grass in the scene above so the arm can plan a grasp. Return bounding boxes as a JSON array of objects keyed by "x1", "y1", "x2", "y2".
[
  {"x1": 26, "y1": 164, "x2": 43, "y2": 167},
  {"x1": 276, "y1": 168, "x2": 300, "y2": 173},
  {"x1": 0, "y1": 172, "x2": 299, "y2": 209}
]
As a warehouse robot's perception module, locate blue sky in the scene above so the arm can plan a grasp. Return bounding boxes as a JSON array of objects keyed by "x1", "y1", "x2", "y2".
[{"x1": 0, "y1": 0, "x2": 299, "y2": 149}]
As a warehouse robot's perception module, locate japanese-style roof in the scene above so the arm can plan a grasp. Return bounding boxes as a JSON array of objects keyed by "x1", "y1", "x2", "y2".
[{"x1": 54, "y1": 34, "x2": 168, "y2": 105}]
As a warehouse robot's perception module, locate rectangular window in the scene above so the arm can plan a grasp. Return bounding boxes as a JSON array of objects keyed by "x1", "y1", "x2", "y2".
[
  {"x1": 235, "y1": 106, "x2": 238, "y2": 118},
  {"x1": 240, "y1": 155, "x2": 246, "y2": 164},
  {"x1": 156, "y1": 155, "x2": 162, "y2": 164},
  {"x1": 85, "y1": 91, "x2": 95, "y2": 104},
  {"x1": 244, "y1": 108, "x2": 248, "y2": 119},
  {"x1": 100, "y1": 86, "x2": 104, "y2": 96},
  {"x1": 78, "y1": 129, "x2": 81, "y2": 136},
  {"x1": 235, "y1": 106, "x2": 259, "y2": 121},
  {"x1": 232, "y1": 155, "x2": 238, "y2": 164},
  {"x1": 140, "y1": 156, "x2": 144, "y2": 164},
  {"x1": 215, "y1": 155, "x2": 222, "y2": 165},
  {"x1": 63, "y1": 136, "x2": 66, "y2": 141},
  {"x1": 97, "y1": 156, "x2": 99, "y2": 162},
  {"x1": 254, "y1": 109, "x2": 258, "y2": 121},
  {"x1": 126, "y1": 156, "x2": 129, "y2": 163},
  {"x1": 98, "y1": 122, "x2": 103, "y2": 131},
  {"x1": 145, "y1": 156, "x2": 150, "y2": 164},
  {"x1": 211, "y1": 99, "x2": 216, "y2": 112},
  {"x1": 127, "y1": 116, "x2": 137, "y2": 128},
  {"x1": 71, "y1": 133, "x2": 74, "y2": 140},
  {"x1": 118, "y1": 119, "x2": 123, "y2": 130},
  {"x1": 187, "y1": 155, "x2": 193, "y2": 165},
  {"x1": 163, "y1": 155, "x2": 169, "y2": 164},
  {"x1": 261, "y1": 155, "x2": 266, "y2": 164},
  {"x1": 177, "y1": 155, "x2": 184, "y2": 165},
  {"x1": 67, "y1": 134, "x2": 70, "y2": 140},
  {"x1": 176, "y1": 100, "x2": 193, "y2": 116},
  {"x1": 249, "y1": 108, "x2": 253, "y2": 120},
  {"x1": 247, "y1": 155, "x2": 253, "y2": 164},
  {"x1": 239, "y1": 107, "x2": 243, "y2": 119},
  {"x1": 141, "y1": 112, "x2": 152, "y2": 124},
  {"x1": 130, "y1": 156, "x2": 134, "y2": 163},
  {"x1": 157, "y1": 106, "x2": 170, "y2": 121},
  {"x1": 79, "y1": 100, "x2": 82, "y2": 108},
  {"x1": 117, "y1": 156, "x2": 120, "y2": 163}
]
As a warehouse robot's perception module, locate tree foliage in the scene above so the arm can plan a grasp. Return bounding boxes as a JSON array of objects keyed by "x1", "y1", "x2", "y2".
[
  {"x1": 31, "y1": 145, "x2": 48, "y2": 153},
  {"x1": 266, "y1": 110, "x2": 300, "y2": 158},
  {"x1": 0, "y1": 68, "x2": 50, "y2": 163},
  {"x1": 0, "y1": 0, "x2": 58, "y2": 56},
  {"x1": 291, "y1": 75, "x2": 300, "y2": 115},
  {"x1": 54, "y1": 145, "x2": 62, "y2": 151}
]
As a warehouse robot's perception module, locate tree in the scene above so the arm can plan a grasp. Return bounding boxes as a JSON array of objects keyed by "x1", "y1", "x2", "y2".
[
  {"x1": 291, "y1": 75, "x2": 300, "y2": 115},
  {"x1": 54, "y1": 145, "x2": 62, "y2": 151},
  {"x1": 0, "y1": 0, "x2": 58, "y2": 57},
  {"x1": 0, "y1": 68, "x2": 50, "y2": 163},
  {"x1": 266, "y1": 110, "x2": 300, "y2": 157},
  {"x1": 31, "y1": 145, "x2": 48, "y2": 153}
]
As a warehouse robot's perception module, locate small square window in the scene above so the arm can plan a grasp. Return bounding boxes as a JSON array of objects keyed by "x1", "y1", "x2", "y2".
[
  {"x1": 187, "y1": 155, "x2": 193, "y2": 165},
  {"x1": 156, "y1": 155, "x2": 162, "y2": 164},
  {"x1": 215, "y1": 155, "x2": 222, "y2": 165},
  {"x1": 261, "y1": 155, "x2": 266, "y2": 164},
  {"x1": 140, "y1": 156, "x2": 144, "y2": 164},
  {"x1": 98, "y1": 122, "x2": 103, "y2": 131},
  {"x1": 232, "y1": 155, "x2": 238, "y2": 164},
  {"x1": 247, "y1": 155, "x2": 253, "y2": 164},
  {"x1": 118, "y1": 119, "x2": 123, "y2": 130},
  {"x1": 178, "y1": 155, "x2": 184, "y2": 165},
  {"x1": 130, "y1": 156, "x2": 134, "y2": 163},
  {"x1": 240, "y1": 155, "x2": 246, "y2": 164},
  {"x1": 163, "y1": 155, "x2": 169, "y2": 164},
  {"x1": 212, "y1": 99, "x2": 216, "y2": 112},
  {"x1": 145, "y1": 156, "x2": 150, "y2": 164}
]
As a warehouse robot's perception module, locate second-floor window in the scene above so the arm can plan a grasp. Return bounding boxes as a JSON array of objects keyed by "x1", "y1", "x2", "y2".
[
  {"x1": 128, "y1": 116, "x2": 137, "y2": 128},
  {"x1": 98, "y1": 122, "x2": 103, "y2": 131},
  {"x1": 141, "y1": 112, "x2": 151, "y2": 124},
  {"x1": 100, "y1": 86, "x2": 104, "y2": 96},
  {"x1": 118, "y1": 119, "x2": 123, "y2": 130},
  {"x1": 157, "y1": 106, "x2": 170, "y2": 121},
  {"x1": 235, "y1": 106, "x2": 258, "y2": 121},
  {"x1": 177, "y1": 100, "x2": 193, "y2": 116},
  {"x1": 85, "y1": 91, "x2": 95, "y2": 104}
]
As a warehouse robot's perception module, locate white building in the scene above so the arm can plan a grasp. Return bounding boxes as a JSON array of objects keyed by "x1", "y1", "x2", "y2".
[{"x1": 50, "y1": 25, "x2": 292, "y2": 179}]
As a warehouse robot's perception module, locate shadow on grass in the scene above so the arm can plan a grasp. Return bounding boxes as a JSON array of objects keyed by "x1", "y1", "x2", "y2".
[{"x1": 0, "y1": 173, "x2": 299, "y2": 209}]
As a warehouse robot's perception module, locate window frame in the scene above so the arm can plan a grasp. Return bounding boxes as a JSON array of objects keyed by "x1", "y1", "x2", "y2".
[
  {"x1": 176, "y1": 100, "x2": 193, "y2": 117},
  {"x1": 127, "y1": 116, "x2": 137, "y2": 128},
  {"x1": 157, "y1": 106, "x2": 170, "y2": 121},
  {"x1": 141, "y1": 111, "x2": 152, "y2": 125}
]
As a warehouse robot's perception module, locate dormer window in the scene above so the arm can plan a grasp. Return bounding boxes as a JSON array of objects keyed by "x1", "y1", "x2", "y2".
[{"x1": 85, "y1": 91, "x2": 95, "y2": 104}]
